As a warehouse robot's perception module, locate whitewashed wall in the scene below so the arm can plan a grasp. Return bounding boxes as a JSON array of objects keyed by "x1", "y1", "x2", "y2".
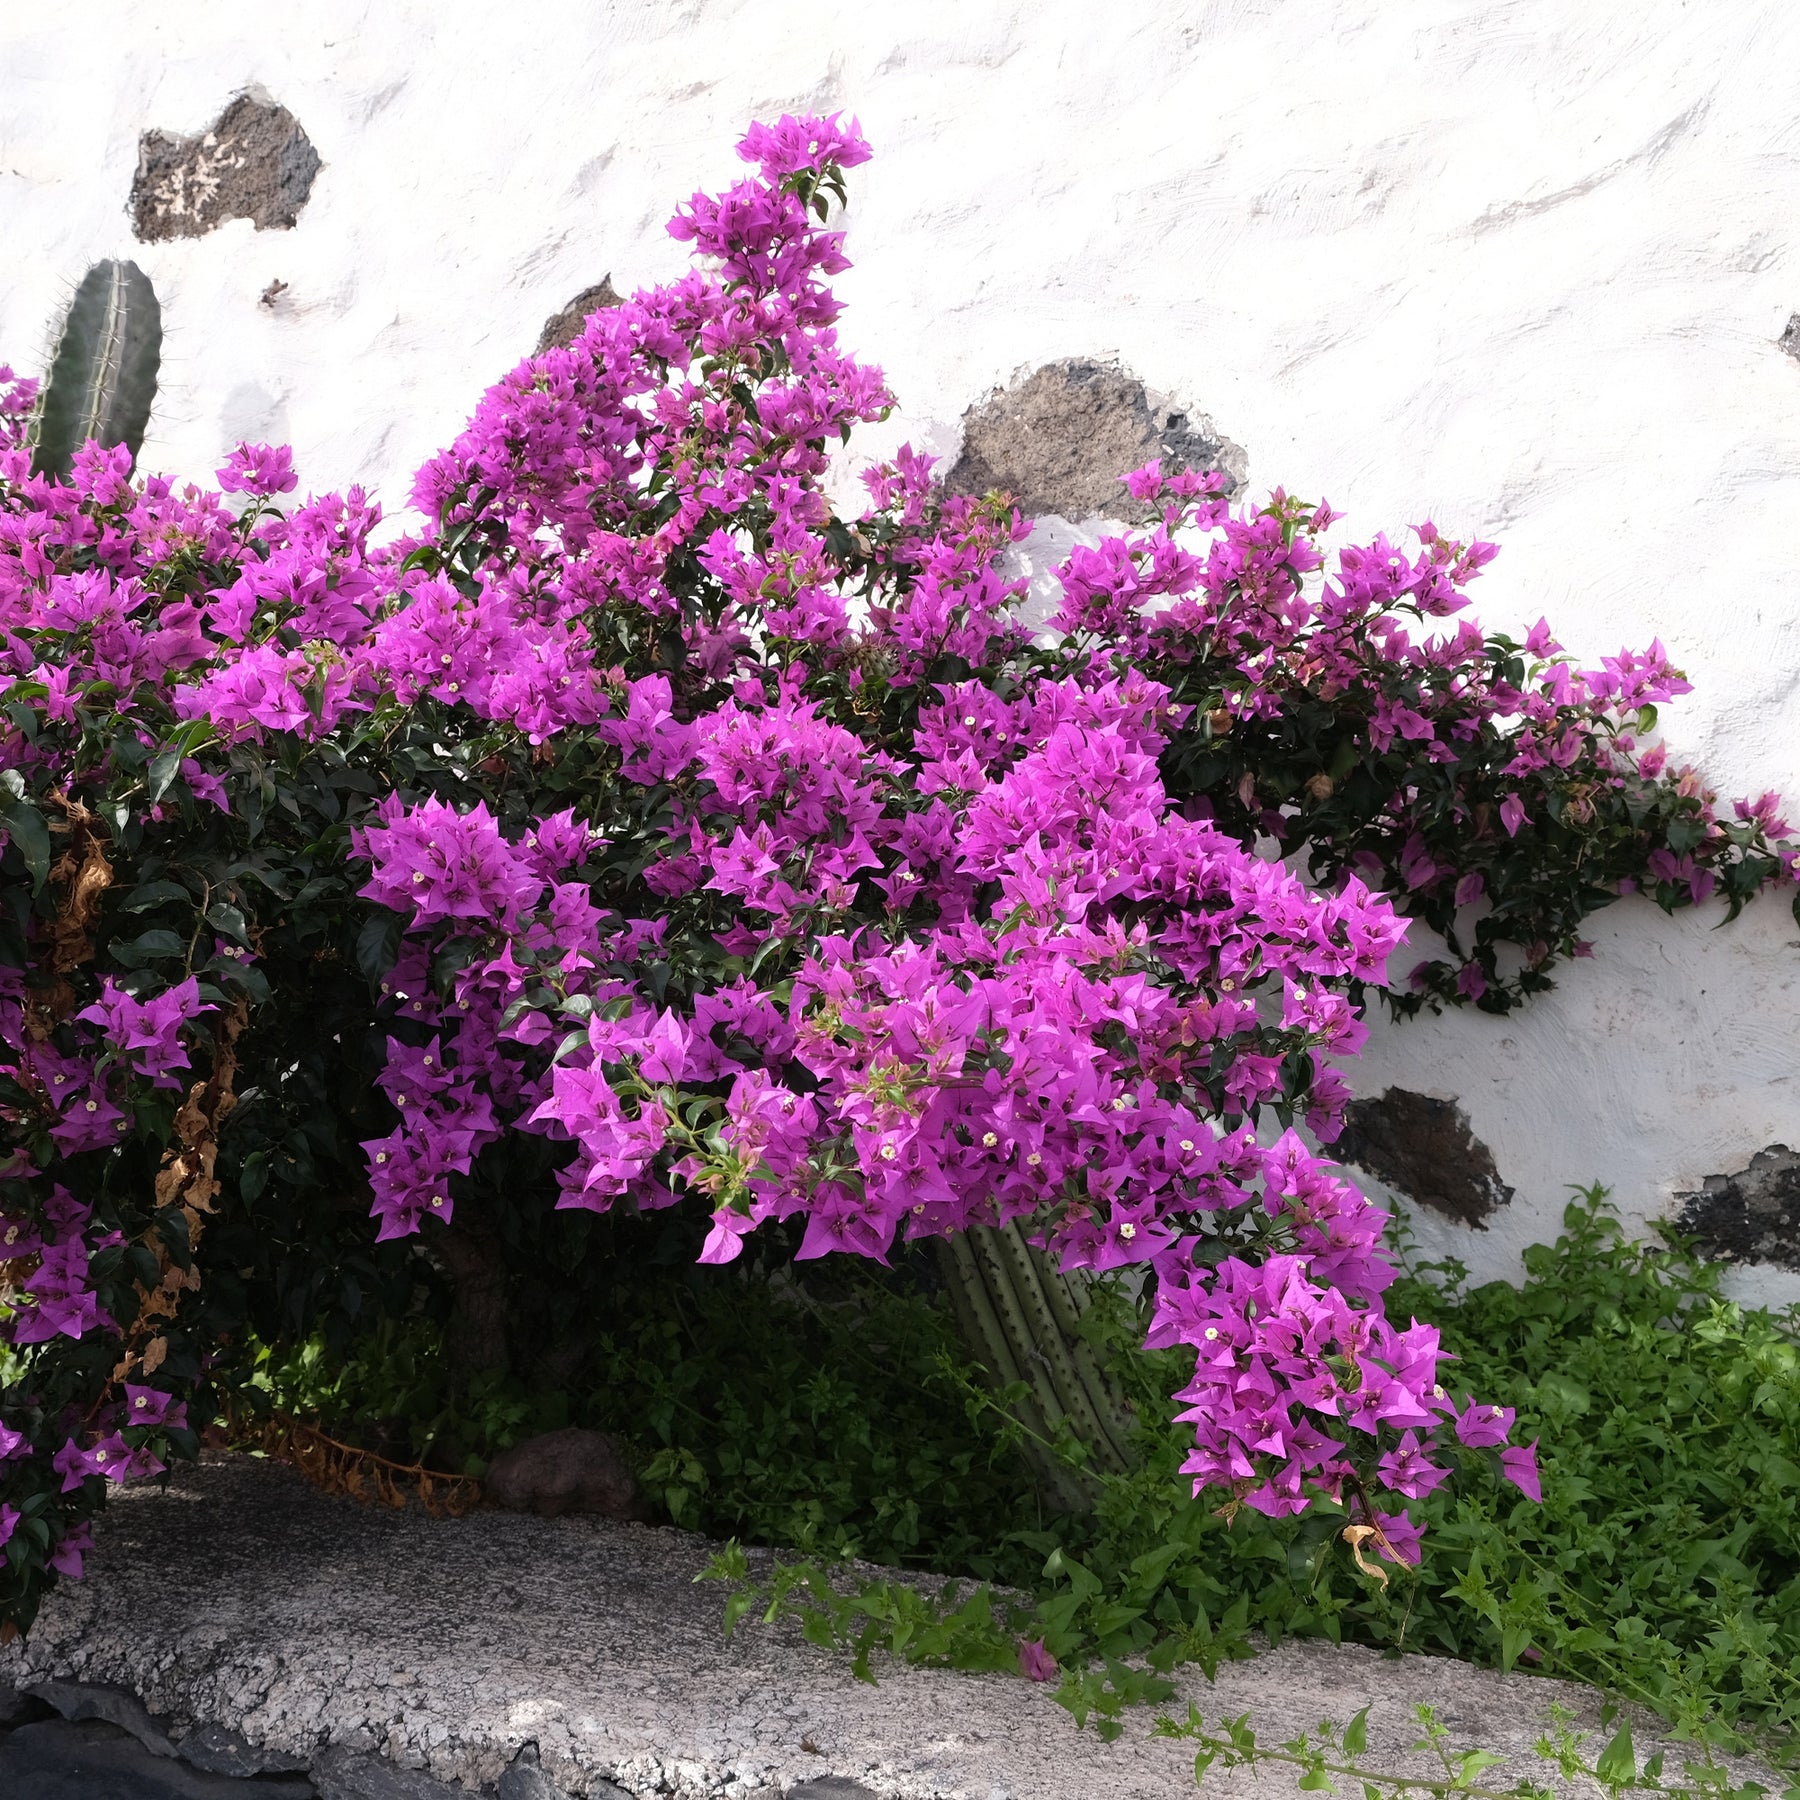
[{"x1": 4, "y1": 0, "x2": 1798, "y2": 1298}]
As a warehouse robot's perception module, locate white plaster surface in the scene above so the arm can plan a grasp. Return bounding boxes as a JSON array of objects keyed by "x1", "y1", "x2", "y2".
[{"x1": 3, "y1": 0, "x2": 1798, "y2": 1289}]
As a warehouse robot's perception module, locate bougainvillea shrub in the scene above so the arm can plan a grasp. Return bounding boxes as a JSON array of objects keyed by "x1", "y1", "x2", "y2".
[{"x1": 0, "y1": 116, "x2": 1790, "y2": 1636}]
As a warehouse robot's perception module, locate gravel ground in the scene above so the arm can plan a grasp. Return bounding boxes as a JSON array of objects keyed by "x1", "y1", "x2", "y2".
[{"x1": 0, "y1": 1454, "x2": 1741, "y2": 1798}]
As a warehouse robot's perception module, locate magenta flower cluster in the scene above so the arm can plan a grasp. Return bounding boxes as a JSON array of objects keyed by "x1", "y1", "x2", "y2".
[{"x1": 0, "y1": 113, "x2": 1788, "y2": 1602}]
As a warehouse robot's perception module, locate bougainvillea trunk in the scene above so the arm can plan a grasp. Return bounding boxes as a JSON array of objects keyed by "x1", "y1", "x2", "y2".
[{"x1": 935, "y1": 1221, "x2": 1137, "y2": 1510}]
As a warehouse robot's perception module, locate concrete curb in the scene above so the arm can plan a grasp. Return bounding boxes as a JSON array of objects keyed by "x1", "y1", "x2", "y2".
[{"x1": 0, "y1": 1454, "x2": 1708, "y2": 1798}]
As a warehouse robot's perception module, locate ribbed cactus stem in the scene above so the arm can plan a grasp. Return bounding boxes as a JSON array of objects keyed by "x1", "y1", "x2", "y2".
[
  {"x1": 30, "y1": 260, "x2": 162, "y2": 480},
  {"x1": 937, "y1": 1219, "x2": 1139, "y2": 1511}
]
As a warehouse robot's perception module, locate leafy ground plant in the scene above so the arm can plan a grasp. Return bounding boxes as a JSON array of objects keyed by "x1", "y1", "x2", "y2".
[
  {"x1": 680, "y1": 1193, "x2": 1798, "y2": 1778},
  {"x1": 1158, "y1": 1698, "x2": 1790, "y2": 1800}
]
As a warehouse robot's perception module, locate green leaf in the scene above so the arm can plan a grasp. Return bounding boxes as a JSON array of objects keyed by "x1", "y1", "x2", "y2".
[
  {"x1": 147, "y1": 745, "x2": 184, "y2": 804},
  {"x1": 1342, "y1": 1705, "x2": 1369, "y2": 1757},
  {"x1": 239, "y1": 1150, "x2": 269, "y2": 1203},
  {"x1": 355, "y1": 911, "x2": 404, "y2": 984},
  {"x1": 205, "y1": 902, "x2": 249, "y2": 945},
  {"x1": 0, "y1": 801, "x2": 51, "y2": 892},
  {"x1": 1594, "y1": 1722, "x2": 1635, "y2": 1786},
  {"x1": 112, "y1": 927, "x2": 186, "y2": 967},
  {"x1": 120, "y1": 880, "x2": 193, "y2": 913}
]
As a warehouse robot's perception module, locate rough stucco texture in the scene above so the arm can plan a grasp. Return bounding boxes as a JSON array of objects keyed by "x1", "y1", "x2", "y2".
[{"x1": 2, "y1": 0, "x2": 1798, "y2": 1295}]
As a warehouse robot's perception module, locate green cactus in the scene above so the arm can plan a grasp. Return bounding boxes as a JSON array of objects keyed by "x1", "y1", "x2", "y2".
[
  {"x1": 30, "y1": 260, "x2": 162, "y2": 481},
  {"x1": 936, "y1": 1221, "x2": 1139, "y2": 1511}
]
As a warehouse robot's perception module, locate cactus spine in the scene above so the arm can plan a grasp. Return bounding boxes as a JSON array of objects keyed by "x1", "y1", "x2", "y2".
[
  {"x1": 30, "y1": 260, "x2": 162, "y2": 480},
  {"x1": 936, "y1": 1221, "x2": 1139, "y2": 1511}
]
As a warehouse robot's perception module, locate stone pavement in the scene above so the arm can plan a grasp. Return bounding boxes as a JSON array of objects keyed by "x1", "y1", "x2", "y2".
[{"x1": 0, "y1": 1454, "x2": 1683, "y2": 1798}]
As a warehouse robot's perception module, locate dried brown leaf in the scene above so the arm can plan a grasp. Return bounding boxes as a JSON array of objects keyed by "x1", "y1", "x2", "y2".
[{"x1": 1341, "y1": 1523, "x2": 1391, "y2": 1589}]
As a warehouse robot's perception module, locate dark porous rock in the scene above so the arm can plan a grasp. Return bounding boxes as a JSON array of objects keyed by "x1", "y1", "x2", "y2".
[
  {"x1": 483, "y1": 1426, "x2": 644, "y2": 1520},
  {"x1": 789, "y1": 1779, "x2": 882, "y2": 1798},
  {"x1": 497, "y1": 1742, "x2": 619, "y2": 1799},
  {"x1": 132, "y1": 94, "x2": 322, "y2": 242},
  {"x1": 1676, "y1": 1144, "x2": 1800, "y2": 1270},
  {"x1": 536, "y1": 277, "x2": 623, "y2": 354},
  {"x1": 0, "y1": 1677, "x2": 55, "y2": 1727},
  {"x1": 180, "y1": 1717, "x2": 313, "y2": 1777},
  {"x1": 26, "y1": 1675, "x2": 177, "y2": 1756},
  {"x1": 944, "y1": 358, "x2": 1246, "y2": 523},
  {"x1": 313, "y1": 1742, "x2": 465, "y2": 1798},
  {"x1": 1780, "y1": 314, "x2": 1800, "y2": 361},
  {"x1": 0, "y1": 1716, "x2": 315, "y2": 1798},
  {"x1": 1337, "y1": 1089, "x2": 1513, "y2": 1229}
]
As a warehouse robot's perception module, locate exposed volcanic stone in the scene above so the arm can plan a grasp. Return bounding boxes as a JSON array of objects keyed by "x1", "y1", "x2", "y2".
[
  {"x1": 1337, "y1": 1089, "x2": 1514, "y2": 1229},
  {"x1": 132, "y1": 96, "x2": 321, "y2": 241},
  {"x1": 0, "y1": 1453, "x2": 1714, "y2": 1798},
  {"x1": 1675, "y1": 1144, "x2": 1800, "y2": 1270},
  {"x1": 944, "y1": 358, "x2": 1246, "y2": 523},
  {"x1": 536, "y1": 278, "x2": 623, "y2": 354}
]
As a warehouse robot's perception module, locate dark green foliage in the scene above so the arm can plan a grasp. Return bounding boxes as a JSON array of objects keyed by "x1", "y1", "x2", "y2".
[
  {"x1": 247, "y1": 1224, "x2": 1055, "y2": 1579},
  {"x1": 30, "y1": 261, "x2": 162, "y2": 479}
]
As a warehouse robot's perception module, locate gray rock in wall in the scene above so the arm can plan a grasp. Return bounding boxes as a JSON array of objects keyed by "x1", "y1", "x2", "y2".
[
  {"x1": 1780, "y1": 315, "x2": 1800, "y2": 361},
  {"x1": 132, "y1": 95, "x2": 321, "y2": 242},
  {"x1": 1336, "y1": 1089, "x2": 1514, "y2": 1229},
  {"x1": 536, "y1": 277, "x2": 622, "y2": 354},
  {"x1": 1675, "y1": 1144, "x2": 1800, "y2": 1270},
  {"x1": 944, "y1": 358, "x2": 1246, "y2": 523}
]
